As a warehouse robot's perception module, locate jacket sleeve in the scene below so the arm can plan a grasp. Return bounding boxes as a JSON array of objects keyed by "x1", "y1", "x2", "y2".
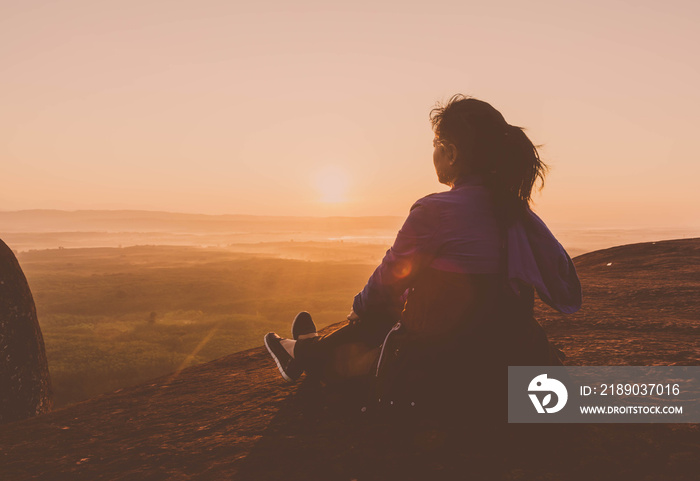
[{"x1": 352, "y1": 197, "x2": 441, "y2": 320}]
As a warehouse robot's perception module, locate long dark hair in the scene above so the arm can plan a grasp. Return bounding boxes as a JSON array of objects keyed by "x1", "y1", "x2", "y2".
[{"x1": 430, "y1": 94, "x2": 548, "y2": 222}]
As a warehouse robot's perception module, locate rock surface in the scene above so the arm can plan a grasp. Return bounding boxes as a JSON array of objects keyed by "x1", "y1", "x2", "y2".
[{"x1": 0, "y1": 239, "x2": 53, "y2": 423}]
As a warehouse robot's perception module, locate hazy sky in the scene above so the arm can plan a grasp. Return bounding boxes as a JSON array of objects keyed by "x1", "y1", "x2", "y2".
[{"x1": 2, "y1": 0, "x2": 699, "y2": 228}]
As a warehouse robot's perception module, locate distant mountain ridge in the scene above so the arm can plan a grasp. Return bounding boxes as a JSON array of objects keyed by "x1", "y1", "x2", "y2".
[
  {"x1": 0, "y1": 209, "x2": 404, "y2": 234},
  {"x1": 0, "y1": 209, "x2": 405, "y2": 253},
  {"x1": 4, "y1": 209, "x2": 699, "y2": 261}
]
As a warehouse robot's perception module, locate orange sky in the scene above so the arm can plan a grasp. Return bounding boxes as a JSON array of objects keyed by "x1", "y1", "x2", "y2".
[{"x1": 1, "y1": 0, "x2": 699, "y2": 229}]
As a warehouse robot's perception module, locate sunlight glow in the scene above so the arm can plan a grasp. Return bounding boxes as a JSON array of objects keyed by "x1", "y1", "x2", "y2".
[{"x1": 315, "y1": 166, "x2": 350, "y2": 204}]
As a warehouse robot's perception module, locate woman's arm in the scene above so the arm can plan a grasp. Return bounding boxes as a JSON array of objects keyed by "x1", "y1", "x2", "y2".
[{"x1": 352, "y1": 197, "x2": 441, "y2": 321}]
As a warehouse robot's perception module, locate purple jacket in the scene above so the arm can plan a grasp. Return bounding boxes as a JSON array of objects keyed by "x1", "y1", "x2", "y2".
[{"x1": 353, "y1": 176, "x2": 581, "y2": 319}]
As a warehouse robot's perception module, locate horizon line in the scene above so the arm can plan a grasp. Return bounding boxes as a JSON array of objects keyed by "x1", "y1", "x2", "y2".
[
  {"x1": 0, "y1": 208, "x2": 405, "y2": 221},
  {"x1": 1, "y1": 208, "x2": 699, "y2": 232}
]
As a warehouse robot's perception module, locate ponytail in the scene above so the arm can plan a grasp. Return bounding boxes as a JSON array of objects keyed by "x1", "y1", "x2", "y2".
[{"x1": 490, "y1": 124, "x2": 548, "y2": 221}]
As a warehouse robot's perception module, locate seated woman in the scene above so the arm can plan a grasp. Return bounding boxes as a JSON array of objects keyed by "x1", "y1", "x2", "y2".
[{"x1": 264, "y1": 95, "x2": 581, "y2": 414}]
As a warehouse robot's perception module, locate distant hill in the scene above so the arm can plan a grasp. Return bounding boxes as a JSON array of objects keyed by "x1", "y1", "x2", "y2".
[
  {"x1": 3, "y1": 209, "x2": 699, "y2": 257},
  {"x1": 1, "y1": 239, "x2": 698, "y2": 480},
  {"x1": 0, "y1": 209, "x2": 404, "y2": 235},
  {"x1": 0, "y1": 209, "x2": 404, "y2": 253}
]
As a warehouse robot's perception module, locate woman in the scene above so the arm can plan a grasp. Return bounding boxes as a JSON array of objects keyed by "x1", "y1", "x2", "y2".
[{"x1": 264, "y1": 95, "x2": 581, "y2": 413}]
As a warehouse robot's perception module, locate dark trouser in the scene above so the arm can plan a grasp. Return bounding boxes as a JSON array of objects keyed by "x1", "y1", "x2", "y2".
[
  {"x1": 294, "y1": 316, "x2": 397, "y2": 384},
  {"x1": 292, "y1": 271, "x2": 561, "y2": 416}
]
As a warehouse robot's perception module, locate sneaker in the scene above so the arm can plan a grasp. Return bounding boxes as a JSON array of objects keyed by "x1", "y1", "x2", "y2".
[
  {"x1": 264, "y1": 332, "x2": 303, "y2": 382},
  {"x1": 291, "y1": 311, "x2": 318, "y2": 341}
]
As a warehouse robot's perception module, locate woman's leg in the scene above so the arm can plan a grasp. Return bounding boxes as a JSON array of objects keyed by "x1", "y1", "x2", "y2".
[{"x1": 294, "y1": 317, "x2": 396, "y2": 383}]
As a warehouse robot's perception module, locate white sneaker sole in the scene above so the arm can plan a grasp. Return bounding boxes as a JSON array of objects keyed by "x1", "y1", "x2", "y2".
[{"x1": 264, "y1": 335, "x2": 295, "y2": 383}]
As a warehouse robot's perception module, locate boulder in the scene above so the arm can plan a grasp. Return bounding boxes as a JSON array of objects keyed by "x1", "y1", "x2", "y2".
[{"x1": 0, "y1": 239, "x2": 52, "y2": 423}]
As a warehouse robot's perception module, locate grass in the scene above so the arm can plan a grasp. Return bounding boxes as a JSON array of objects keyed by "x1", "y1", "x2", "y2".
[{"x1": 18, "y1": 245, "x2": 377, "y2": 407}]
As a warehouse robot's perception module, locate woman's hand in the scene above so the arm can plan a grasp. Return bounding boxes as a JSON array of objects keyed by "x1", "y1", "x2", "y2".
[{"x1": 347, "y1": 310, "x2": 361, "y2": 326}]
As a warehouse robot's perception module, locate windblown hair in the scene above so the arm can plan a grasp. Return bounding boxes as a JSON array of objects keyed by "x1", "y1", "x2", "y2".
[{"x1": 430, "y1": 94, "x2": 548, "y2": 221}]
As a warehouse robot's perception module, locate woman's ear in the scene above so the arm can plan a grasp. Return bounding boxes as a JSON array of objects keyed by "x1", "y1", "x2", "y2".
[{"x1": 446, "y1": 143, "x2": 458, "y2": 165}]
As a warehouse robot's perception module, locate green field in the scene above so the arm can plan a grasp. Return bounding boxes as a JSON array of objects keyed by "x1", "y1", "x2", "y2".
[{"x1": 18, "y1": 245, "x2": 377, "y2": 407}]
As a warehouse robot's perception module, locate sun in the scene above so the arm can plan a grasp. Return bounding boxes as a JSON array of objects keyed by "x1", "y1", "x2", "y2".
[{"x1": 315, "y1": 166, "x2": 349, "y2": 204}]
